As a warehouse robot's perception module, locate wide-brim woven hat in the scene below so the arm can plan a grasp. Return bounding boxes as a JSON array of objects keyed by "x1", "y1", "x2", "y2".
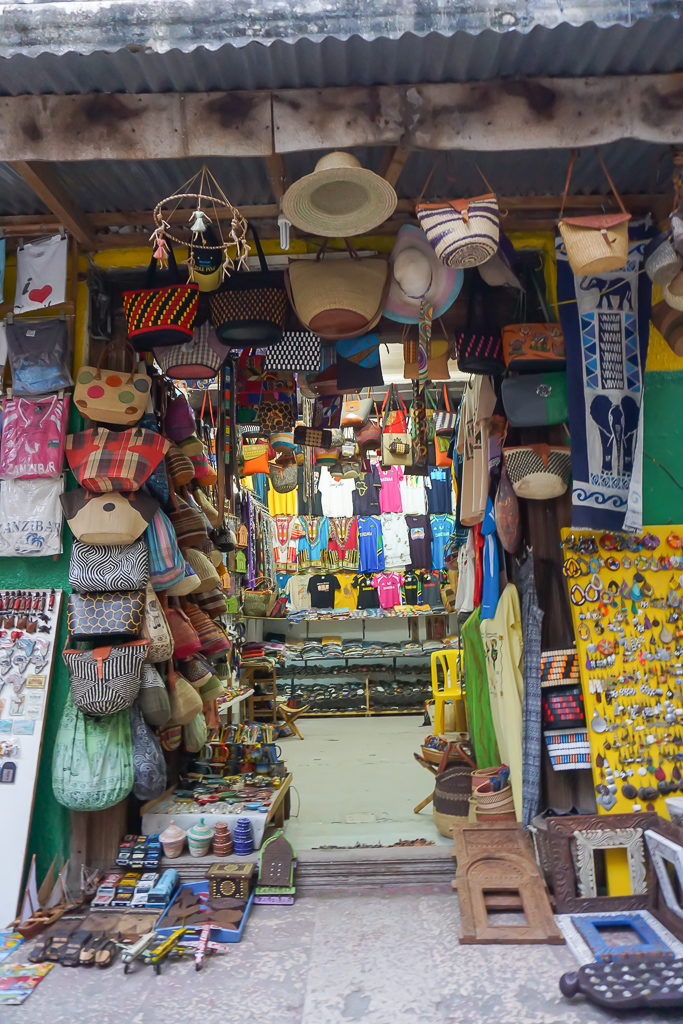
[
  {"x1": 383, "y1": 225, "x2": 463, "y2": 324},
  {"x1": 662, "y1": 267, "x2": 683, "y2": 312},
  {"x1": 282, "y1": 152, "x2": 398, "y2": 237}
]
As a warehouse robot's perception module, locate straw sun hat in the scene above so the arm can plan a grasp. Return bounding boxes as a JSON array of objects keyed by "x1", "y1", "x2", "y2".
[
  {"x1": 282, "y1": 152, "x2": 398, "y2": 237},
  {"x1": 383, "y1": 225, "x2": 463, "y2": 324}
]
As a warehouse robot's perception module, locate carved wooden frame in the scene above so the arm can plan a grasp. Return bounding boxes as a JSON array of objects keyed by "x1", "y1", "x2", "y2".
[
  {"x1": 645, "y1": 818, "x2": 683, "y2": 941},
  {"x1": 548, "y1": 812, "x2": 657, "y2": 913},
  {"x1": 574, "y1": 828, "x2": 648, "y2": 899}
]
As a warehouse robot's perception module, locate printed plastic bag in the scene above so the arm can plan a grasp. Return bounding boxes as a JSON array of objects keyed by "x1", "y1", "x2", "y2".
[
  {"x1": 6, "y1": 318, "x2": 73, "y2": 395},
  {"x1": 0, "y1": 477, "x2": 64, "y2": 556},
  {"x1": 52, "y1": 693, "x2": 134, "y2": 811}
]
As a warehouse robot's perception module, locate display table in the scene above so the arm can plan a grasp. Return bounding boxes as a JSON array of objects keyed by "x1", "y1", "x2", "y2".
[{"x1": 141, "y1": 774, "x2": 292, "y2": 850}]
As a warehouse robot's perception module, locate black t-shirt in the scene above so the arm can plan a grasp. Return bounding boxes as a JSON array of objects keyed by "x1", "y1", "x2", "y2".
[
  {"x1": 352, "y1": 467, "x2": 381, "y2": 516},
  {"x1": 427, "y1": 468, "x2": 452, "y2": 515},
  {"x1": 352, "y1": 572, "x2": 380, "y2": 610},
  {"x1": 405, "y1": 515, "x2": 432, "y2": 570},
  {"x1": 307, "y1": 573, "x2": 340, "y2": 609},
  {"x1": 402, "y1": 570, "x2": 421, "y2": 605},
  {"x1": 418, "y1": 570, "x2": 442, "y2": 608}
]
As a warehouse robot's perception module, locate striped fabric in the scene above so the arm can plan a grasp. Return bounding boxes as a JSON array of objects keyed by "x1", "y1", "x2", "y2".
[
  {"x1": 65, "y1": 428, "x2": 171, "y2": 494},
  {"x1": 69, "y1": 539, "x2": 149, "y2": 593},
  {"x1": 122, "y1": 282, "x2": 198, "y2": 343},
  {"x1": 63, "y1": 640, "x2": 148, "y2": 717},
  {"x1": 416, "y1": 197, "x2": 500, "y2": 268}
]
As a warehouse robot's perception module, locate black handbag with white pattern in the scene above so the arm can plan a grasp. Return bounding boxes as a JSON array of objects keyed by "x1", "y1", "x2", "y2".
[
  {"x1": 63, "y1": 640, "x2": 148, "y2": 717},
  {"x1": 265, "y1": 331, "x2": 322, "y2": 372},
  {"x1": 68, "y1": 539, "x2": 149, "y2": 594}
]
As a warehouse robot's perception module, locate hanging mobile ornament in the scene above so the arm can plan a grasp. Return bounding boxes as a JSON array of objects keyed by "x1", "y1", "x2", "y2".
[{"x1": 189, "y1": 207, "x2": 212, "y2": 238}]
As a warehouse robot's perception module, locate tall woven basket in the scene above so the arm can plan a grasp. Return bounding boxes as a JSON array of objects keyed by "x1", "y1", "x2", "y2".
[{"x1": 432, "y1": 742, "x2": 476, "y2": 838}]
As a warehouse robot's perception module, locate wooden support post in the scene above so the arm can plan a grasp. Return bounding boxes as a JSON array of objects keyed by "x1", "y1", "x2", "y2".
[
  {"x1": 9, "y1": 162, "x2": 97, "y2": 249},
  {"x1": 379, "y1": 147, "x2": 411, "y2": 188}
]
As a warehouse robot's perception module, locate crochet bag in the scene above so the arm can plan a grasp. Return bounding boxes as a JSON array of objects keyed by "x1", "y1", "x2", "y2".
[
  {"x1": 166, "y1": 604, "x2": 202, "y2": 660},
  {"x1": 210, "y1": 225, "x2": 287, "y2": 348},
  {"x1": 503, "y1": 444, "x2": 571, "y2": 500},
  {"x1": 164, "y1": 392, "x2": 196, "y2": 442},
  {"x1": 416, "y1": 166, "x2": 499, "y2": 269},
  {"x1": 63, "y1": 639, "x2": 148, "y2": 717},
  {"x1": 558, "y1": 151, "x2": 631, "y2": 276},
  {"x1": 73, "y1": 342, "x2": 151, "y2": 425},
  {"x1": 122, "y1": 247, "x2": 199, "y2": 350},
  {"x1": 136, "y1": 662, "x2": 172, "y2": 727},
  {"x1": 65, "y1": 427, "x2": 171, "y2": 493},
  {"x1": 69, "y1": 539, "x2": 149, "y2": 594}
]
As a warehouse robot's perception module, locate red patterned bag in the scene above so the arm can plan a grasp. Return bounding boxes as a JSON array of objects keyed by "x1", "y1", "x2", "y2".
[
  {"x1": 65, "y1": 427, "x2": 171, "y2": 493},
  {"x1": 122, "y1": 248, "x2": 198, "y2": 351}
]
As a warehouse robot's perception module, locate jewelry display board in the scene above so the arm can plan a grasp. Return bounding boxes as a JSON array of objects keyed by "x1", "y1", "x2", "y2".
[
  {"x1": 0, "y1": 589, "x2": 62, "y2": 925},
  {"x1": 562, "y1": 526, "x2": 683, "y2": 821}
]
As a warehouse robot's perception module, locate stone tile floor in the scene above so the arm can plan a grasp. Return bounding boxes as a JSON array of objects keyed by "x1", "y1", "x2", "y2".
[{"x1": 9, "y1": 885, "x2": 679, "y2": 1024}]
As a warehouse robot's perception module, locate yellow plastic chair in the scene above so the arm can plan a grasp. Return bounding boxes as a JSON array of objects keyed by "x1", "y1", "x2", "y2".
[{"x1": 430, "y1": 650, "x2": 467, "y2": 735}]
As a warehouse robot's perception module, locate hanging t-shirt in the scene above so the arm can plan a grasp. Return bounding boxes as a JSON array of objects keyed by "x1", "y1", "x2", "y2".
[
  {"x1": 481, "y1": 498, "x2": 500, "y2": 620},
  {"x1": 273, "y1": 515, "x2": 305, "y2": 571},
  {"x1": 402, "y1": 570, "x2": 421, "y2": 605},
  {"x1": 334, "y1": 573, "x2": 358, "y2": 610},
  {"x1": 325, "y1": 516, "x2": 359, "y2": 572},
  {"x1": 372, "y1": 571, "x2": 404, "y2": 610},
  {"x1": 318, "y1": 466, "x2": 356, "y2": 518},
  {"x1": 307, "y1": 573, "x2": 340, "y2": 609},
  {"x1": 400, "y1": 474, "x2": 427, "y2": 515},
  {"x1": 297, "y1": 516, "x2": 329, "y2": 571},
  {"x1": 357, "y1": 515, "x2": 385, "y2": 573},
  {"x1": 430, "y1": 513, "x2": 455, "y2": 571},
  {"x1": 376, "y1": 464, "x2": 404, "y2": 514},
  {"x1": 405, "y1": 514, "x2": 432, "y2": 569},
  {"x1": 455, "y1": 530, "x2": 476, "y2": 614},
  {"x1": 426, "y1": 467, "x2": 452, "y2": 515},
  {"x1": 461, "y1": 606, "x2": 500, "y2": 768},
  {"x1": 310, "y1": 469, "x2": 324, "y2": 517},
  {"x1": 456, "y1": 375, "x2": 496, "y2": 527},
  {"x1": 352, "y1": 466, "x2": 381, "y2": 516},
  {"x1": 417, "y1": 570, "x2": 442, "y2": 608},
  {"x1": 286, "y1": 574, "x2": 312, "y2": 611},
  {"x1": 480, "y1": 583, "x2": 524, "y2": 821},
  {"x1": 268, "y1": 482, "x2": 298, "y2": 517},
  {"x1": 353, "y1": 572, "x2": 380, "y2": 610},
  {"x1": 379, "y1": 512, "x2": 410, "y2": 569}
]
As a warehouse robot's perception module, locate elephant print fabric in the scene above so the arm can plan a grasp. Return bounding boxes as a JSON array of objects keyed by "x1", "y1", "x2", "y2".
[{"x1": 556, "y1": 228, "x2": 653, "y2": 530}]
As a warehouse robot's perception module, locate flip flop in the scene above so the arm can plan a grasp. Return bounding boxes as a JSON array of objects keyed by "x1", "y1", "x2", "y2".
[
  {"x1": 79, "y1": 932, "x2": 106, "y2": 967},
  {"x1": 60, "y1": 929, "x2": 92, "y2": 967},
  {"x1": 28, "y1": 921, "x2": 75, "y2": 964},
  {"x1": 43, "y1": 920, "x2": 80, "y2": 962},
  {"x1": 95, "y1": 934, "x2": 120, "y2": 969}
]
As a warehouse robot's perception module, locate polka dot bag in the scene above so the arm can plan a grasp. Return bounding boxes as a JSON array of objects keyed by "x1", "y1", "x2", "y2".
[{"x1": 73, "y1": 340, "x2": 152, "y2": 426}]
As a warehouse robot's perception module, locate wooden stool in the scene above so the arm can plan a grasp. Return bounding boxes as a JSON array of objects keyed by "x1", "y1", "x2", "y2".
[{"x1": 277, "y1": 703, "x2": 310, "y2": 740}]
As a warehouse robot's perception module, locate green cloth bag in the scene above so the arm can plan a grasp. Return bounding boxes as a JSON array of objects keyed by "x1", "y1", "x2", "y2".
[
  {"x1": 52, "y1": 693, "x2": 134, "y2": 811},
  {"x1": 461, "y1": 606, "x2": 500, "y2": 768}
]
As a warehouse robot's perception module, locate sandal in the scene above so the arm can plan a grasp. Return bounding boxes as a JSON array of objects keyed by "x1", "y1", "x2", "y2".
[
  {"x1": 95, "y1": 934, "x2": 120, "y2": 968},
  {"x1": 79, "y1": 932, "x2": 106, "y2": 967},
  {"x1": 28, "y1": 922, "x2": 73, "y2": 963},
  {"x1": 60, "y1": 929, "x2": 92, "y2": 967},
  {"x1": 43, "y1": 921, "x2": 79, "y2": 962}
]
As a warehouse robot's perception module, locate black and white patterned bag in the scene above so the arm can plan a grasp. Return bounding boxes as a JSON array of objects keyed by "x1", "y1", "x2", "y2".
[
  {"x1": 63, "y1": 640, "x2": 148, "y2": 716},
  {"x1": 503, "y1": 444, "x2": 571, "y2": 500},
  {"x1": 69, "y1": 539, "x2": 149, "y2": 593},
  {"x1": 265, "y1": 331, "x2": 322, "y2": 372}
]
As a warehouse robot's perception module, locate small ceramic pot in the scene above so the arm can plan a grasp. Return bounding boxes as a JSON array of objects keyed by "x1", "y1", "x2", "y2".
[
  {"x1": 213, "y1": 822, "x2": 233, "y2": 857},
  {"x1": 232, "y1": 817, "x2": 254, "y2": 855},
  {"x1": 187, "y1": 816, "x2": 214, "y2": 858},
  {"x1": 159, "y1": 819, "x2": 187, "y2": 859}
]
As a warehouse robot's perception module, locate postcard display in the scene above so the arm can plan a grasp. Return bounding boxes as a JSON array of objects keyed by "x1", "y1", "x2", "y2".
[
  {"x1": 0, "y1": 590, "x2": 62, "y2": 925},
  {"x1": 563, "y1": 527, "x2": 683, "y2": 895}
]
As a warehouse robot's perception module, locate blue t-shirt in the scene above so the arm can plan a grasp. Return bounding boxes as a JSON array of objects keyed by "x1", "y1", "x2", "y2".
[
  {"x1": 357, "y1": 516, "x2": 385, "y2": 573},
  {"x1": 427, "y1": 468, "x2": 452, "y2": 514},
  {"x1": 430, "y1": 514, "x2": 455, "y2": 571}
]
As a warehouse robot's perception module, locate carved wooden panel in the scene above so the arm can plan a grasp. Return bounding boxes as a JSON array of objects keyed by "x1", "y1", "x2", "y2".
[
  {"x1": 451, "y1": 822, "x2": 536, "y2": 878},
  {"x1": 645, "y1": 817, "x2": 683, "y2": 942},
  {"x1": 548, "y1": 812, "x2": 657, "y2": 913}
]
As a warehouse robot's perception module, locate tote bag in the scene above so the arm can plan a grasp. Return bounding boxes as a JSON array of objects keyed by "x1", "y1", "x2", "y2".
[
  {"x1": 122, "y1": 247, "x2": 199, "y2": 350},
  {"x1": 65, "y1": 427, "x2": 171, "y2": 493}
]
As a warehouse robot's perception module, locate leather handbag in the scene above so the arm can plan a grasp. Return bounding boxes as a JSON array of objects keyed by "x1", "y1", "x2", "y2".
[
  {"x1": 66, "y1": 590, "x2": 146, "y2": 641},
  {"x1": 354, "y1": 414, "x2": 381, "y2": 454},
  {"x1": 294, "y1": 425, "x2": 332, "y2": 449},
  {"x1": 69, "y1": 539, "x2": 149, "y2": 593},
  {"x1": 63, "y1": 639, "x2": 148, "y2": 717},
  {"x1": 140, "y1": 583, "x2": 174, "y2": 663},
  {"x1": 341, "y1": 389, "x2": 373, "y2": 427},
  {"x1": 454, "y1": 274, "x2": 505, "y2": 375},
  {"x1": 285, "y1": 241, "x2": 390, "y2": 341},
  {"x1": 501, "y1": 373, "x2": 568, "y2": 427},
  {"x1": 209, "y1": 224, "x2": 287, "y2": 348},
  {"x1": 416, "y1": 166, "x2": 499, "y2": 269},
  {"x1": 73, "y1": 342, "x2": 151, "y2": 425},
  {"x1": 65, "y1": 427, "x2": 171, "y2": 493},
  {"x1": 503, "y1": 444, "x2": 571, "y2": 500},
  {"x1": 558, "y1": 150, "x2": 631, "y2": 276},
  {"x1": 153, "y1": 321, "x2": 230, "y2": 380},
  {"x1": 122, "y1": 247, "x2": 199, "y2": 350},
  {"x1": 403, "y1": 326, "x2": 451, "y2": 381},
  {"x1": 61, "y1": 489, "x2": 159, "y2": 545}
]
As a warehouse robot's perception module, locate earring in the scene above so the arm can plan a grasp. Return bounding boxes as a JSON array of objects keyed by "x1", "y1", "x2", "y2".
[{"x1": 570, "y1": 584, "x2": 586, "y2": 606}]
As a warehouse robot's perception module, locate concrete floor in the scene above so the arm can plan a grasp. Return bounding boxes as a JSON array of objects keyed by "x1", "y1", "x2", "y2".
[
  {"x1": 10, "y1": 887, "x2": 673, "y2": 1024},
  {"x1": 280, "y1": 714, "x2": 451, "y2": 849}
]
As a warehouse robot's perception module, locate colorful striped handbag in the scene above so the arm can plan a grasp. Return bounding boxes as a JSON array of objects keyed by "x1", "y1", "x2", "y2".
[
  {"x1": 145, "y1": 508, "x2": 186, "y2": 591},
  {"x1": 122, "y1": 248, "x2": 199, "y2": 351},
  {"x1": 416, "y1": 166, "x2": 499, "y2": 269},
  {"x1": 65, "y1": 427, "x2": 171, "y2": 493}
]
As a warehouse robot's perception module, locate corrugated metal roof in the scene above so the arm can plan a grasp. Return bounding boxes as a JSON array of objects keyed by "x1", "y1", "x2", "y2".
[{"x1": 0, "y1": 19, "x2": 680, "y2": 97}]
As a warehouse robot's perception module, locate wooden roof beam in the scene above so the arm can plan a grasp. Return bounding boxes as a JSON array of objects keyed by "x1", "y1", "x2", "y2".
[
  {"x1": 264, "y1": 154, "x2": 288, "y2": 202},
  {"x1": 9, "y1": 161, "x2": 97, "y2": 248},
  {"x1": 379, "y1": 147, "x2": 411, "y2": 188}
]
